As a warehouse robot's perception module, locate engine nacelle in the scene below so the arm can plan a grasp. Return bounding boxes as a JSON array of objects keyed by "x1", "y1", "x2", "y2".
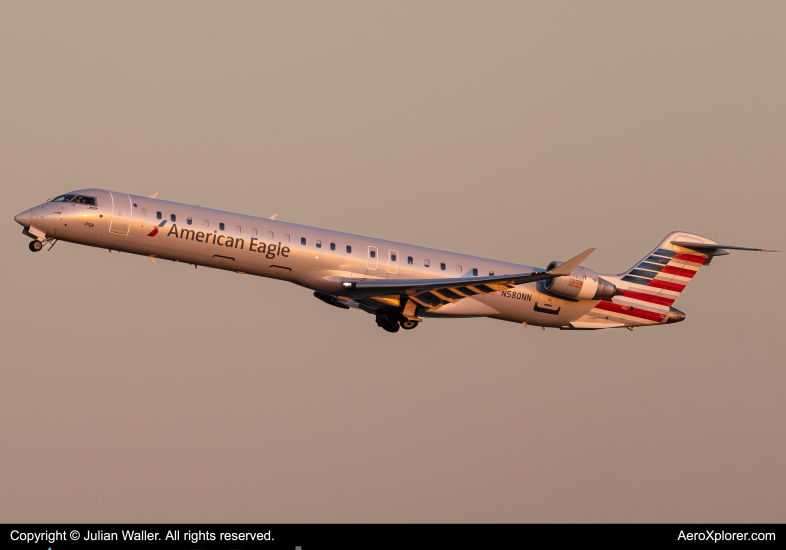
[{"x1": 544, "y1": 261, "x2": 617, "y2": 300}]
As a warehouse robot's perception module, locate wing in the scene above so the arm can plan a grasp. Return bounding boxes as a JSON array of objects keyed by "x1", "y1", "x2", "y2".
[{"x1": 338, "y1": 248, "x2": 595, "y2": 310}]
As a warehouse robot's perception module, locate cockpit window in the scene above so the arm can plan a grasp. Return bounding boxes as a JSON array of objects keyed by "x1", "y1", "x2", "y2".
[{"x1": 49, "y1": 194, "x2": 96, "y2": 205}]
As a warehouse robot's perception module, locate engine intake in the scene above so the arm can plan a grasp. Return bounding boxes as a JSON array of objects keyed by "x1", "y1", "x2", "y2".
[{"x1": 544, "y1": 261, "x2": 617, "y2": 300}]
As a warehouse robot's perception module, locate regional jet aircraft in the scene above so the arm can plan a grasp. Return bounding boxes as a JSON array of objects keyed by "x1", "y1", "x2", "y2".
[{"x1": 14, "y1": 189, "x2": 777, "y2": 332}]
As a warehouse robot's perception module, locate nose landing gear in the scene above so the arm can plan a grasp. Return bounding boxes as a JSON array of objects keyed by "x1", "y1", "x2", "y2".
[{"x1": 28, "y1": 236, "x2": 56, "y2": 252}]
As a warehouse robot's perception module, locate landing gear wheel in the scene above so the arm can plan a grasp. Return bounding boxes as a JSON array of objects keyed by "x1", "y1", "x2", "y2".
[
  {"x1": 376, "y1": 313, "x2": 401, "y2": 333},
  {"x1": 29, "y1": 240, "x2": 43, "y2": 252},
  {"x1": 382, "y1": 322, "x2": 400, "y2": 333},
  {"x1": 400, "y1": 320, "x2": 419, "y2": 330}
]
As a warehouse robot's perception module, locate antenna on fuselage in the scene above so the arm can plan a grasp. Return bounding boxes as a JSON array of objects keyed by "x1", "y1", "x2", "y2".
[
  {"x1": 270, "y1": 213, "x2": 278, "y2": 220},
  {"x1": 150, "y1": 192, "x2": 158, "y2": 198}
]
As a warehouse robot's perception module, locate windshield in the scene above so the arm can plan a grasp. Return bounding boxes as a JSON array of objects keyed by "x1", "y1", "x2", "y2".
[{"x1": 49, "y1": 194, "x2": 97, "y2": 205}]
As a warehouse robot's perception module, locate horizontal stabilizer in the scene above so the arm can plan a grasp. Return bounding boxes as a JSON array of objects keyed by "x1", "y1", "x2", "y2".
[{"x1": 670, "y1": 241, "x2": 779, "y2": 252}]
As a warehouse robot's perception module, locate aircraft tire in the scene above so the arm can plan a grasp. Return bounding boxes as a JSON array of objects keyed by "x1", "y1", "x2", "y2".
[
  {"x1": 400, "y1": 320, "x2": 419, "y2": 330},
  {"x1": 29, "y1": 240, "x2": 43, "y2": 252},
  {"x1": 375, "y1": 313, "x2": 400, "y2": 333}
]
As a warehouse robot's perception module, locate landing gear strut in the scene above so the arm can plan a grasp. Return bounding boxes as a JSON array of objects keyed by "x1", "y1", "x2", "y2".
[{"x1": 29, "y1": 240, "x2": 43, "y2": 252}]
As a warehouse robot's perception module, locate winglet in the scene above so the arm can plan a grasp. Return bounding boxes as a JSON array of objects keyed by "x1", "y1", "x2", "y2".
[
  {"x1": 548, "y1": 248, "x2": 596, "y2": 276},
  {"x1": 150, "y1": 192, "x2": 158, "y2": 199}
]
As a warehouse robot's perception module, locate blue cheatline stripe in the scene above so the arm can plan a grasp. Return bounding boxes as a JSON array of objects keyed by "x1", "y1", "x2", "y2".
[
  {"x1": 645, "y1": 255, "x2": 671, "y2": 265},
  {"x1": 622, "y1": 275, "x2": 654, "y2": 286},
  {"x1": 158, "y1": 220, "x2": 167, "y2": 227},
  {"x1": 638, "y1": 261, "x2": 666, "y2": 272},
  {"x1": 629, "y1": 269, "x2": 658, "y2": 279},
  {"x1": 655, "y1": 248, "x2": 677, "y2": 257}
]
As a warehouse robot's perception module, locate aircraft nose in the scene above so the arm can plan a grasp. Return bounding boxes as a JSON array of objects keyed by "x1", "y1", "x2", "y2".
[
  {"x1": 667, "y1": 307, "x2": 686, "y2": 324},
  {"x1": 14, "y1": 209, "x2": 31, "y2": 227}
]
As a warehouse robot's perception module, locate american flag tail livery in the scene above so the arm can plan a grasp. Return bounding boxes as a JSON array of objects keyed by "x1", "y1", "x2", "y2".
[{"x1": 582, "y1": 232, "x2": 778, "y2": 329}]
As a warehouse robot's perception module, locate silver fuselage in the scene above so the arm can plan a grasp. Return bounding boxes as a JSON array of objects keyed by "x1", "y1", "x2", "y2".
[{"x1": 15, "y1": 188, "x2": 633, "y2": 329}]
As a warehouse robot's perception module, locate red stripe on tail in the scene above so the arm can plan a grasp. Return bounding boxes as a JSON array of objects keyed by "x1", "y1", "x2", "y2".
[
  {"x1": 618, "y1": 290, "x2": 675, "y2": 306},
  {"x1": 594, "y1": 301, "x2": 666, "y2": 322},
  {"x1": 647, "y1": 279, "x2": 686, "y2": 293},
  {"x1": 661, "y1": 265, "x2": 696, "y2": 278},
  {"x1": 674, "y1": 253, "x2": 707, "y2": 264}
]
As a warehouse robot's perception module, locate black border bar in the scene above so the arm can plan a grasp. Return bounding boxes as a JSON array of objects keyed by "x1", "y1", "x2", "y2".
[{"x1": 3, "y1": 524, "x2": 783, "y2": 549}]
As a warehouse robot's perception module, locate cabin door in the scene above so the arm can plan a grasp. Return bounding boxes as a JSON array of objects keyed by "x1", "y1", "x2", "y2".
[
  {"x1": 108, "y1": 192, "x2": 132, "y2": 235},
  {"x1": 387, "y1": 249, "x2": 399, "y2": 275},
  {"x1": 366, "y1": 246, "x2": 378, "y2": 275}
]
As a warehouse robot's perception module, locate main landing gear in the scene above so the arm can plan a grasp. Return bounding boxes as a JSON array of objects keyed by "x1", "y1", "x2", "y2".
[
  {"x1": 375, "y1": 312, "x2": 421, "y2": 333},
  {"x1": 375, "y1": 312, "x2": 400, "y2": 333}
]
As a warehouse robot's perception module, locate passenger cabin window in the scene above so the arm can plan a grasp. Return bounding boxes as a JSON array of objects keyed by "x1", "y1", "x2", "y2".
[
  {"x1": 346, "y1": 245, "x2": 352, "y2": 253},
  {"x1": 456, "y1": 265, "x2": 461, "y2": 273},
  {"x1": 284, "y1": 234, "x2": 290, "y2": 242},
  {"x1": 424, "y1": 259, "x2": 430, "y2": 267},
  {"x1": 369, "y1": 249, "x2": 376, "y2": 258},
  {"x1": 440, "y1": 263, "x2": 446, "y2": 271},
  {"x1": 141, "y1": 208, "x2": 147, "y2": 217},
  {"x1": 268, "y1": 231, "x2": 274, "y2": 240},
  {"x1": 330, "y1": 243, "x2": 335, "y2": 251},
  {"x1": 219, "y1": 223, "x2": 225, "y2": 231},
  {"x1": 301, "y1": 237, "x2": 306, "y2": 245},
  {"x1": 186, "y1": 217, "x2": 192, "y2": 225},
  {"x1": 316, "y1": 240, "x2": 322, "y2": 248},
  {"x1": 157, "y1": 211, "x2": 162, "y2": 220},
  {"x1": 203, "y1": 220, "x2": 209, "y2": 228},
  {"x1": 171, "y1": 214, "x2": 176, "y2": 222},
  {"x1": 408, "y1": 256, "x2": 413, "y2": 265},
  {"x1": 489, "y1": 271, "x2": 494, "y2": 276},
  {"x1": 236, "y1": 225, "x2": 241, "y2": 233},
  {"x1": 472, "y1": 268, "x2": 478, "y2": 276},
  {"x1": 252, "y1": 228, "x2": 258, "y2": 237},
  {"x1": 51, "y1": 194, "x2": 75, "y2": 202},
  {"x1": 72, "y1": 196, "x2": 96, "y2": 205}
]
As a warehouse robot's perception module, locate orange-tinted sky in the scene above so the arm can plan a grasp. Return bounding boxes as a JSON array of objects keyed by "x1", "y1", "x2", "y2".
[{"x1": 1, "y1": 1, "x2": 784, "y2": 522}]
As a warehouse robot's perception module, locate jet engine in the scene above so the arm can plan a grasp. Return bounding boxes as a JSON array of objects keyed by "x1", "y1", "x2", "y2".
[{"x1": 544, "y1": 261, "x2": 617, "y2": 300}]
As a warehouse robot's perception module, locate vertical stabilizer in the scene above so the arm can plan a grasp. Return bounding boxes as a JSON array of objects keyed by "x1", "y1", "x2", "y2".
[{"x1": 614, "y1": 231, "x2": 718, "y2": 306}]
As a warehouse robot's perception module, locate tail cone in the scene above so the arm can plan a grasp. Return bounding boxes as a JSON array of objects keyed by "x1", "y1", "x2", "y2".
[{"x1": 667, "y1": 307, "x2": 686, "y2": 324}]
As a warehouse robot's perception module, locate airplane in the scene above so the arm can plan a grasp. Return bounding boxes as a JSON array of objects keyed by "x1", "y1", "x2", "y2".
[{"x1": 14, "y1": 188, "x2": 778, "y2": 333}]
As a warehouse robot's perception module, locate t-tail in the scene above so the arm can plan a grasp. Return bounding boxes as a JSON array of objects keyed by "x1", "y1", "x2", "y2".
[{"x1": 590, "y1": 231, "x2": 778, "y2": 328}]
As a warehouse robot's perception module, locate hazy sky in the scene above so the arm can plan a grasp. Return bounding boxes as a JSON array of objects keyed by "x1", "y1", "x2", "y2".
[{"x1": 1, "y1": 1, "x2": 784, "y2": 522}]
